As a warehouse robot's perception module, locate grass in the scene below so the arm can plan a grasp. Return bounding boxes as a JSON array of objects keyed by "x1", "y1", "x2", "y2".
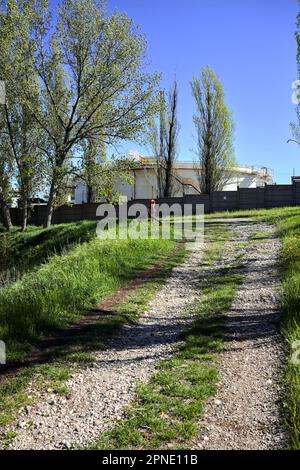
[
  {"x1": 0, "y1": 221, "x2": 97, "y2": 286},
  {"x1": 3, "y1": 207, "x2": 300, "y2": 448},
  {"x1": 0, "y1": 363, "x2": 72, "y2": 428},
  {"x1": 275, "y1": 213, "x2": 300, "y2": 449},
  {"x1": 204, "y1": 206, "x2": 300, "y2": 221},
  {"x1": 206, "y1": 206, "x2": 300, "y2": 449},
  {"x1": 0, "y1": 233, "x2": 179, "y2": 362},
  {"x1": 249, "y1": 230, "x2": 272, "y2": 242},
  {"x1": 0, "y1": 238, "x2": 186, "y2": 430},
  {"x1": 88, "y1": 224, "x2": 243, "y2": 450}
]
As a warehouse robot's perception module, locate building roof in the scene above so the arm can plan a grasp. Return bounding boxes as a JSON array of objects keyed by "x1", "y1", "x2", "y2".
[{"x1": 137, "y1": 156, "x2": 274, "y2": 179}]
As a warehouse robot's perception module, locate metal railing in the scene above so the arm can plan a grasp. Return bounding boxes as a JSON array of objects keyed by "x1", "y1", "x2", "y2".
[{"x1": 139, "y1": 157, "x2": 274, "y2": 178}]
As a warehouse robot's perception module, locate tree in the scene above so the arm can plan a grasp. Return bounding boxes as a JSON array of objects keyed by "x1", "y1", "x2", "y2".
[
  {"x1": 81, "y1": 140, "x2": 105, "y2": 203},
  {"x1": 78, "y1": 140, "x2": 112, "y2": 204},
  {"x1": 191, "y1": 67, "x2": 235, "y2": 194},
  {"x1": 74, "y1": 142, "x2": 135, "y2": 204},
  {"x1": 164, "y1": 80, "x2": 179, "y2": 197},
  {"x1": 94, "y1": 156, "x2": 134, "y2": 204},
  {"x1": 18, "y1": 0, "x2": 160, "y2": 227},
  {"x1": 148, "y1": 80, "x2": 180, "y2": 198},
  {"x1": 0, "y1": 0, "x2": 46, "y2": 230},
  {"x1": 148, "y1": 92, "x2": 164, "y2": 197},
  {"x1": 290, "y1": 8, "x2": 300, "y2": 144},
  {"x1": 0, "y1": 153, "x2": 14, "y2": 230},
  {"x1": 0, "y1": 82, "x2": 14, "y2": 231}
]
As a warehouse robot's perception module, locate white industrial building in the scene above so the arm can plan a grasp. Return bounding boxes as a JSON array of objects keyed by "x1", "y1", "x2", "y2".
[{"x1": 73, "y1": 155, "x2": 274, "y2": 204}]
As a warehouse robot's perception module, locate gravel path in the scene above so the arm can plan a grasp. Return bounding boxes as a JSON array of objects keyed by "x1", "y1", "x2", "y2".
[
  {"x1": 6, "y1": 241, "x2": 205, "y2": 450},
  {"x1": 3, "y1": 219, "x2": 287, "y2": 450},
  {"x1": 194, "y1": 220, "x2": 287, "y2": 450}
]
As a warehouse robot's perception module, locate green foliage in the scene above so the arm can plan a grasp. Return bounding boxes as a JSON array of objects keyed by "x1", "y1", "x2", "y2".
[
  {"x1": 0, "y1": 0, "x2": 47, "y2": 229},
  {"x1": 0, "y1": 0, "x2": 160, "y2": 227},
  {"x1": 34, "y1": 0, "x2": 159, "y2": 224},
  {"x1": 290, "y1": 7, "x2": 300, "y2": 144},
  {"x1": 148, "y1": 82, "x2": 180, "y2": 198},
  {"x1": 75, "y1": 140, "x2": 135, "y2": 204}
]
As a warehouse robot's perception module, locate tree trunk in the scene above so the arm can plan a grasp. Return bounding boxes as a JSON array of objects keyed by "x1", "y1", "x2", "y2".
[
  {"x1": 87, "y1": 185, "x2": 97, "y2": 203},
  {"x1": 21, "y1": 200, "x2": 28, "y2": 232},
  {"x1": 19, "y1": 183, "x2": 29, "y2": 231},
  {"x1": 0, "y1": 195, "x2": 13, "y2": 231},
  {"x1": 164, "y1": 158, "x2": 172, "y2": 198},
  {"x1": 44, "y1": 180, "x2": 56, "y2": 228},
  {"x1": 164, "y1": 169, "x2": 170, "y2": 198}
]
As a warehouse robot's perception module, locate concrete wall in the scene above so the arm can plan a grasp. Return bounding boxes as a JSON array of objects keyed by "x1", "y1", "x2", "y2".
[
  {"x1": 117, "y1": 167, "x2": 271, "y2": 199},
  {"x1": 73, "y1": 165, "x2": 273, "y2": 203}
]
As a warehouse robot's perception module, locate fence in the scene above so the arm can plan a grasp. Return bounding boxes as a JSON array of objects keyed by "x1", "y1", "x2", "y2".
[{"x1": 3, "y1": 181, "x2": 300, "y2": 226}]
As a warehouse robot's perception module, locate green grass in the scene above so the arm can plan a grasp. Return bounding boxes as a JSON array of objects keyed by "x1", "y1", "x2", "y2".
[
  {"x1": 0, "y1": 221, "x2": 97, "y2": 286},
  {"x1": 275, "y1": 213, "x2": 300, "y2": 449},
  {"x1": 0, "y1": 368, "x2": 35, "y2": 426},
  {"x1": 204, "y1": 206, "x2": 300, "y2": 221},
  {"x1": 0, "y1": 239, "x2": 186, "y2": 429},
  {"x1": 4, "y1": 207, "x2": 300, "y2": 448},
  {"x1": 0, "y1": 363, "x2": 72, "y2": 427},
  {"x1": 249, "y1": 230, "x2": 272, "y2": 242},
  {"x1": 206, "y1": 206, "x2": 300, "y2": 449},
  {"x1": 89, "y1": 225, "x2": 243, "y2": 450},
  {"x1": 0, "y1": 230, "x2": 179, "y2": 362}
]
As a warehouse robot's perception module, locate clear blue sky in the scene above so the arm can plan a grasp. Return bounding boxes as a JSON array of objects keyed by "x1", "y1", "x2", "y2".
[{"x1": 106, "y1": 0, "x2": 299, "y2": 183}]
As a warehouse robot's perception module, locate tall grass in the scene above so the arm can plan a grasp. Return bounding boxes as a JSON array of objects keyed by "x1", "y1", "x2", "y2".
[
  {"x1": 274, "y1": 213, "x2": 300, "y2": 449},
  {"x1": 0, "y1": 221, "x2": 97, "y2": 286},
  {"x1": 0, "y1": 235, "x2": 176, "y2": 361}
]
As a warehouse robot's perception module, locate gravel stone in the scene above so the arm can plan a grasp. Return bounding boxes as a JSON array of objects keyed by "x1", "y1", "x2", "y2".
[
  {"x1": 193, "y1": 219, "x2": 287, "y2": 450},
  {"x1": 2, "y1": 219, "x2": 288, "y2": 450},
  {"x1": 5, "y1": 241, "x2": 205, "y2": 450}
]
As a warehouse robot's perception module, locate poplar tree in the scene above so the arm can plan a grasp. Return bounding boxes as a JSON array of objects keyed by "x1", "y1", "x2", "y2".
[{"x1": 191, "y1": 67, "x2": 235, "y2": 194}]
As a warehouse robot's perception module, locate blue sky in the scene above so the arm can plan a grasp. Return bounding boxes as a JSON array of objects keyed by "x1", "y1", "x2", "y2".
[{"x1": 106, "y1": 0, "x2": 299, "y2": 183}]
